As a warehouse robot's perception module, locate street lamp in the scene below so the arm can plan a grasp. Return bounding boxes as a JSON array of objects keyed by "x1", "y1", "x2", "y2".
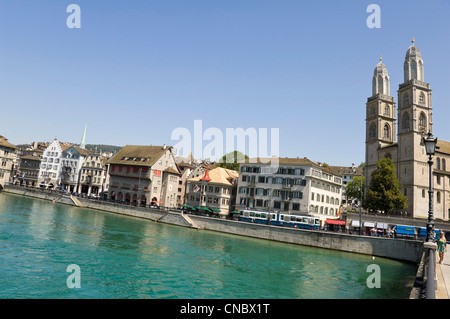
[
  {"x1": 423, "y1": 132, "x2": 438, "y2": 243},
  {"x1": 352, "y1": 163, "x2": 363, "y2": 235}
]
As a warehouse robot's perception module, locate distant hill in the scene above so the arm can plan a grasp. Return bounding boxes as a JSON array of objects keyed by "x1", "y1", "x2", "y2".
[
  {"x1": 85, "y1": 144, "x2": 122, "y2": 154},
  {"x1": 15, "y1": 142, "x2": 122, "y2": 155}
]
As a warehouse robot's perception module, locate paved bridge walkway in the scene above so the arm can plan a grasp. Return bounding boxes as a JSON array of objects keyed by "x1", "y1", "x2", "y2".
[{"x1": 437, "y1": 248, "x2": 450, "y2": 298}]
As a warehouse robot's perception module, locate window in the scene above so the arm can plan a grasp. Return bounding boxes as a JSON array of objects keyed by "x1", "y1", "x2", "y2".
[
  {"x1": 419, "y1": 112, "x2": 426, "y2": 131},
  {"x1": 383, "y1": 124, "x2": 390, "y2": 139},
  {"x1": 419, "y1": 92, "x2": 425, "y2": 104},
  {"x1": 402, "y1": 112, "x2": 410, "y2": 130},
  {"x1": 369, "y1": 123, "x2": 376, "y2": 139},
  {"x1": 403, "y1": 94, "x2": 409, "y2": 107},
  {"x1": 422, "y1": 189, "x2": 426, "y2": 198},
  {"x1": 384, "y1": 105, "x2": 390, "y2": 115},
  {"x1": 437, "y1": 191, "x2": 441, "y2": 203}
]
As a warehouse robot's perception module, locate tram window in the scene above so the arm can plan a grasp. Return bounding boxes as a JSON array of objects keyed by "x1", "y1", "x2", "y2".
[
  {"x1": 271, "y1": 214, "x2": 276, "y2": 219},
  {"x1": 280, "y1": 215, "x2": 284, "y2": 220},
  {"x1": 250, "y1": 212, "x2": 255, "y2": 217},
  {"x1": 261, "y1": 213, "x2": 267, "y2": 218},
  {"x1": 255, "y1": 213, "x2": 260, "y2": 218},
  {"x1": 302, "y1": 218, "x2": 308, "y2": 223}
]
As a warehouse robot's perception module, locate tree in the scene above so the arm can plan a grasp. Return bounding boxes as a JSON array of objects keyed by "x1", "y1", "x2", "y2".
[
  {"x1": 216, "y1": 151, "x2": 249, "y2": 171},
  {"x1": 365, "y1": 158, "x2": 407, "y2": 213},
  {"x1": 345, "y1": 175, "x2": 365, "y2": 204}
]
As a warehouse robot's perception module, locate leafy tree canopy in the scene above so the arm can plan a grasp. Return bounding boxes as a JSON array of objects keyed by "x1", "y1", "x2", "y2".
[
  {"x1": 365, "y1": 158, "x2": 407, "y2": 213},
  {"x1": 216, "y1": 151, "x2": 248, "y2": 171}
]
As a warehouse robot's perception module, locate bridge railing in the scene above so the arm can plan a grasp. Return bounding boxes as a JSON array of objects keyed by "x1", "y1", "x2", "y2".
[{"x1": 425, "y1": 246, "x2": 436, "y2": 299}]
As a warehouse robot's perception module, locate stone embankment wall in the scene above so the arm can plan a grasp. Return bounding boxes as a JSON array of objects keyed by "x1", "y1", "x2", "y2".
[{"x1": 3, "y1": 185, "x2": 423, "y2": 263}]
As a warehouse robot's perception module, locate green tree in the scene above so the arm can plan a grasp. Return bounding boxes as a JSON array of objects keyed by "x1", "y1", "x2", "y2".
[
  {"x1": 216, "y1": 151, "x2": 249, "y2": 171},
  {"x1": 365, "y1": 158, "x2": 407, "y2": 213},
  {"x1": 345, "y1": 175, "x2": 365, "y2": 204}
]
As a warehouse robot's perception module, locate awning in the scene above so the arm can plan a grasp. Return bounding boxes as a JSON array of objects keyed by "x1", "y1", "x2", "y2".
[
  {"x1": 325, "y1": 219, "x2": 345, "y2": 226},
  {"x1": 376, "y1": 223, "x2": 388, "y2": 229},
  {"x1": 351, "y1": 220, "x2": 360, "y2": 227},
  {"x1": 364, "y1": 222, "x2": 376, "y2": 228}
]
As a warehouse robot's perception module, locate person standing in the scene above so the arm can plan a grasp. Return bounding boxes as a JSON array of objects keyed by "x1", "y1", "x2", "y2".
[{"x1": 437, "y1": 232, "x2": 447, "y2": 264}]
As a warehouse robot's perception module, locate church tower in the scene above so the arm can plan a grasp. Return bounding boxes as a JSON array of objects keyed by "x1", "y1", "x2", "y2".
[
  {"x1": 396, "y1": 38, "x2": 433, "y2": 216},
  {"x1": 365, "y1": 57, "x2": 397, "y2": 187}
]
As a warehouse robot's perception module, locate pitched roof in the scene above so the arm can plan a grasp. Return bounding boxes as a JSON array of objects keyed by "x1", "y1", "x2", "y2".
[
  {"x1": 0, "y1": 136, "x2": 17, "y2": 150},
  {"x1": 164, "y1": 166, "x2": 181, "y2": 175},
  {"x1": 328, "y1": 165, "x2": 362, "y2": 176},
  {"x1": 241, "y1": 157, "x2": 318, "y2": 166},
  {"x1": 108, "y1": 145, "x2": 170, "y2": 167},
  {"x1": 176, "y1": 161, "x2": 195, "y2": 169},
  {"x1": 188, "y1": 167, "x2": 239, "y2": 186},
  {"x1": 436, "y1": 139, "x2": 450, "y2": 155},
  {"x1": 63, "y1": 145, "x2": 90, "y2": 156}
]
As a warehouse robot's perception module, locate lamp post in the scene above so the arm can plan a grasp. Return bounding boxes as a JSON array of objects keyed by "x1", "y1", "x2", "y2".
[
  {"x1": 352, "y1": 163, "x2": 363, "y2": 235},
  {"x1": 423, "y1": 132, "x2": 438, "y2": 243}
]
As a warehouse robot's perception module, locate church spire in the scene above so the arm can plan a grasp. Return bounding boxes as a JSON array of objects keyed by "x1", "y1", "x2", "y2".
[
  {"x1": 404, "y1": 37, "x2": 424, "y2": 82},
  {"x1": 372, "y1": 56, "x2": 390, "y2": 96},
  {"x1": 80, "y1": 121, "x2": 87, "y2": 149}
]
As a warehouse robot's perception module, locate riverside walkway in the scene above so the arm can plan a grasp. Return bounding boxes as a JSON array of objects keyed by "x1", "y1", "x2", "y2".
[{"x1": 437, "y1": 248, "x2": 450, "y2": 298}]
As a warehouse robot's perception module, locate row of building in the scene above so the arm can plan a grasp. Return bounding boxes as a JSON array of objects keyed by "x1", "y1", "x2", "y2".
[{"x1": 0, "y1": 131, "x2": 363, "y2": 225}]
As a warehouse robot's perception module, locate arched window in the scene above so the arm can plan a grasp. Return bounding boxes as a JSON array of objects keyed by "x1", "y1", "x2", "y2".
[
  {"x1": 404, "y1": 61, "x2": 409, "y2": 81},
  {"x1": 369, "y1": 123, "x2": 377, "y2": 139},
  {"x1": 419, "y1": 112, "x2": 427, "y2": 131},
  {"x1": 384, "y1": 105, "x2": 390, "y2": 115},
  {"x1": 442, "y1": 159, "x2": 446, "y2": 171},
  {"x1": 436, "y1": 158, "x2": 441, "y2": 170},
  {"x1": 378, "y1": 76, "x2": 384, "y2": 94},
  {"x1": 411, "y1": 60, "x2": 417, "y2": 79},
  {"x1": 402, "y1": 112, "x2": 410, "y2": 130},
  {"x1": 419, "y1": 92, "x2": 425, "y2": 104},
  {"x1": 403, "y1": 94, "x2": 409, "y2": 107},
  {"x1": 383, "y1": 124, "x2": 390, "y2": 139},
  {"x1": 418, "y1": 60, "x2": 424, "y2": 81}
]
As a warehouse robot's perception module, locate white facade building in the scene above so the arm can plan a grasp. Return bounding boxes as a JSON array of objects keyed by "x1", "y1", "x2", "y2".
[
  {"x1": 37, "y1": 139, "x2": 71, "y2": 188},
  {"x1": 236, "y1": 158, "x2": 343, "y2": 225}
]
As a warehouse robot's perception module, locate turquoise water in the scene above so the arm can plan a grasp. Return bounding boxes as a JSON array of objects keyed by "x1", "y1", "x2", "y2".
[{"x1": 0, "y1": 192, "x2": 416, "y2": 299}]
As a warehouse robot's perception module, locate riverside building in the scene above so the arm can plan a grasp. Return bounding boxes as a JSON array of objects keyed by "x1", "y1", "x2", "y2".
[
  {"x1": 0, "y1": 135, "x2": 17, "y2": 189},
  {"x1": 185, "y1": 166, "x2": 239, "y2": 218},
  {"x1": 37, "y1": 138, "x2": 72, "y2": 189},
  {"x1": 79, "y1": 151, "x2": 109, "y2": 196},
  {"x1": 107, "y1": 145, "x2": 180, "y2": 207},
  {"x1": 236, "y1": 158, "x2": 343, "y2": 225}
]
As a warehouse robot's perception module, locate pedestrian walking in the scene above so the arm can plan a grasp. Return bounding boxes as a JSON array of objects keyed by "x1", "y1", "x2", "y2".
[{"x1": 437, "y1": 232, "x2": 447, "y2": 264}]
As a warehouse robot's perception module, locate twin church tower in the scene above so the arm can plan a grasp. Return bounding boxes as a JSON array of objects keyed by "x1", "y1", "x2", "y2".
[{"x1": 365, "y1": 38, "x2": 449, "y2": 220}]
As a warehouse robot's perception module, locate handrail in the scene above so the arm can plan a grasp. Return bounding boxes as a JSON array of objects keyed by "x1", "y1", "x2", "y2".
[{"x1": 426, "y1": 248, "x2": 436, "y2": 299}]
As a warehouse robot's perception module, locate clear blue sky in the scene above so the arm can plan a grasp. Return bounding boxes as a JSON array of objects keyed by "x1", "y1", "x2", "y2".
[{"x1": 1, "y1": 0, "x2": 450, "y2": 166}]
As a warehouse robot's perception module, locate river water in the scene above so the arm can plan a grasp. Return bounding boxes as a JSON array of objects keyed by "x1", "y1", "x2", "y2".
[{"x1": 0, "y1": 192, "x2": 416, "y2": 299}]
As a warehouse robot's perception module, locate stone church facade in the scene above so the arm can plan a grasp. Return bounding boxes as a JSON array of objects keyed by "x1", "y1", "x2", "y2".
[{"x1": 365, "y1": 39, "x2": 450, "y2": 220}]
